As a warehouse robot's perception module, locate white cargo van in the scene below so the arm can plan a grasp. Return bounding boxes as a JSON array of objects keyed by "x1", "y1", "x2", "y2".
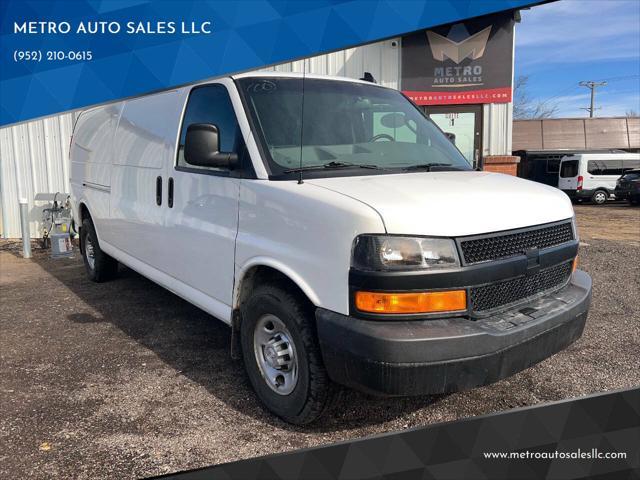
[
  {"x1": 558, "y1": 153, "x2": 640, "y2": 204},
  {"x1": 70, "y1": 73, "x2": 592, "y2": 424}
]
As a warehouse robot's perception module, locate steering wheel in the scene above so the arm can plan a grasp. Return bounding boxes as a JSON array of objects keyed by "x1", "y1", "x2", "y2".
[{"x1": 370, "y1": 133, "x2": 395, "y2": 142}]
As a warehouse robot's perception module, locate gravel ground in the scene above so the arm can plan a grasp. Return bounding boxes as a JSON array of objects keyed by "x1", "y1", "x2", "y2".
[{"x1": 1, "y1": 204, "x2": 639, "y2": 479}]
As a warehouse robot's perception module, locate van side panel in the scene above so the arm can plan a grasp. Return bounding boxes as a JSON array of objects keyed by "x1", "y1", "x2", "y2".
[
  {"x1": 235, "y1": 181, "x2": 386, "y2": 316},
  {"x1": 70, "y1": 104, "x2": 122, "y2": 240},
  {"x1": 560, "y1": 153, "x2": 640, "y2": 196},
  {"x1": 107, "y1": 90, "x2": 182, "y2": 267},
  {"x1": 581, "y1": 154, "x2": 640, "y2": 195}
]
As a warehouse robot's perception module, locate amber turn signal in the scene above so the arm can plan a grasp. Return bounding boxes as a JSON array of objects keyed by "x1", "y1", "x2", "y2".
[
  {"x1": 572, "y1": 256, "x2": 578, "y2": 272},
  {"x1": 355, "y1": 290, "x2": 467, "y2": 314}
]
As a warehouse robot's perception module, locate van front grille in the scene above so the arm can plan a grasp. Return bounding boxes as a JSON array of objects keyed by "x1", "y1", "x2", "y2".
[
  {"x1": 460, "y1": 221, "x2": 574, "y2": 265},
  {"x1": 470, "y1": 261, "x2": 573, "y2": 314}
]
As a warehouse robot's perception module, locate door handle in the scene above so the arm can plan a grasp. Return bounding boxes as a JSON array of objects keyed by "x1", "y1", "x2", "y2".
[
  {"x1": 168, "y1": 177, "x2": 174, "y2": 208},
  {"x1": 156, "y1": 176, "x2": 162, "y2": 206}
]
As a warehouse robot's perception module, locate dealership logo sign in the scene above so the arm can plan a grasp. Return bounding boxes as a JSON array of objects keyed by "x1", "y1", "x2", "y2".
[
  {"x1": 425, "y1": 24, "x2": 492, "y2": 86},
  {"x1": 427, "y1": 25, "x2": 491, "y2": 64},
  {"x1": 401, "y1": 12, "x2": 513, "y2": 105}
]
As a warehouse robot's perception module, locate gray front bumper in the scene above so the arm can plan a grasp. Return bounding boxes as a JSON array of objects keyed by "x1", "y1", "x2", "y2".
[{"x1": 316, "y1": 270, "x2": 592, "y2": 396}]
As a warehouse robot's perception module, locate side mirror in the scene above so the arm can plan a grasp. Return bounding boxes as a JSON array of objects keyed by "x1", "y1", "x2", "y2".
[
  {"x1": 184, "y1": 123, "x2": 239, "y2": 169},
  {"x1": 444, "y1": 132, "x2": 456, "y2": 143}
]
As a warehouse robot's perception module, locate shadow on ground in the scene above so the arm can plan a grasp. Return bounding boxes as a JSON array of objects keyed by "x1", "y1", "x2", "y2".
[{"x1": 31, "y1": 251, "x2": 444, "y2": 433}]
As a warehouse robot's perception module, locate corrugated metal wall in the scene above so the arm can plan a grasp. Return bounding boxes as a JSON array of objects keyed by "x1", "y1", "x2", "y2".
[
  {"x1": 484, "y1": 103, "x2": 513, "y2": 156},
  {"x1": 0, "y1": 113, "x2": 77, "y2": 238},
  {"x1": 257, "y1": 39, "x2": 401, "y2": 89}
]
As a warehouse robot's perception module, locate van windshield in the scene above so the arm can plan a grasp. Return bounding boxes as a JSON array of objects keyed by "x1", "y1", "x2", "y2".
[
  {"x1": 237, "y1": 77, "x2": 471, "y2": 178},
  {"x1": 560, "y1": 160, "x2": 578, "y2": 178}
]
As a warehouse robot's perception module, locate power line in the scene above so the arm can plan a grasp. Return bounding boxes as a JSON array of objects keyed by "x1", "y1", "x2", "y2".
[
  {"x1": 538, "y1": 84, "x2": 581, "y2": 106},
  {"x1": 514, "y1": 74, "x2": 638, "y2": 117},
  {"x1": 597, "y1": 74, "x2": 640, "y2": 83},
  {"x1": 518, "y1": 74, "x2": 639, "y2": 106},
  {"x1": 579, "y1": 81, "x2": 607, "y2": 118}
]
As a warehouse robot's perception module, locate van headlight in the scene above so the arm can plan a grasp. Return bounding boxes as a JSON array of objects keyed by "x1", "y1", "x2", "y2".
[{"x1": 351, "y1": 235, "x2": 460, "y2": 271}]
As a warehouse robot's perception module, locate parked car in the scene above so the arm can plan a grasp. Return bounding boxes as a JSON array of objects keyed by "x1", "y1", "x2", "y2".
[
  {"x1": 70, "y1": 73, "x2": 592, "y2": 424},
  {"x1": 615, "y1": 169, "x2": 640, "y2": 205},
  {"x1": 558, "y1": 153, "x2": 640, "y2": 204}
]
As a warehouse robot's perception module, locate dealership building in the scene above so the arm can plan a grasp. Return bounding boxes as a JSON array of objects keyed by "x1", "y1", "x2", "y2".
[{"x1": 0, "y1": 2, "x2": 570, "y2": 238}]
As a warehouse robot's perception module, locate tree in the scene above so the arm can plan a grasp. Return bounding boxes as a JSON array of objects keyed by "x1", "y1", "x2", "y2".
[
  {"x1": 625, "y1": 109, "x2": 638, "y2": 117},
  {"x1": 513, "y1": 75, "x2": 558, "y2": 119}
]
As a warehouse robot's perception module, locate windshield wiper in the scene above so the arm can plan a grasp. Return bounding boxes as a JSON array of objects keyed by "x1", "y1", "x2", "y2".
[
  {"x1": 403, "y1": 163, "x2": 465, "y2": 172},
  {"x1": 284, "y1": 161, "x2": 381, "y2": 173}
]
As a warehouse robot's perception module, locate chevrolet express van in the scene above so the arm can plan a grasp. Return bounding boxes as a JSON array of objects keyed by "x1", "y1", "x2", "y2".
[
  {"x1": 70, "y1": 73, "x2": 592, "y2": 424},
  {"x1": 558, "y1": 153, "x2": 640, "y2": 204}
]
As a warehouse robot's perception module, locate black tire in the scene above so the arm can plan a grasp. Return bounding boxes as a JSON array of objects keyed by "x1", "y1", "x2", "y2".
[
  {"x1": 81, "y1": 218, "x2": 118, "y2": 282},
  {"x1": 240, "y1": 283, "x2": 338, "y2": 424},
  {"x1": 591, "y1": 190, "x2": 608, "y2": 205}
]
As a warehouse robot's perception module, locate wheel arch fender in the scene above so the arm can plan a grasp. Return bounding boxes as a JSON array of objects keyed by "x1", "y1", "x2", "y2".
[
  {"x1": 77, "y1": 201, "x2": 91, "y2": 224},
  {"x1": 233, "y1": 257, "x2": 321, "y2": 310},
  {"x1": 76, "y1": 201, "x2": 92, "y2": 253},
  {"x1": 230, "y1": 258, "x2": 320, "y2": 361},
  {"x1": 75, "y1": 200, "x2": 107, "y2": 247}
]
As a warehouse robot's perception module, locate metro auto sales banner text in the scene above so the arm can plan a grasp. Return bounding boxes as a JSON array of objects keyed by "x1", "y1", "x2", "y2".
[
  {"x1": 0, "y1": 0, "x2": 538, "y2": 126},
  {"x1": 402, "y1": 11, "x2": 515, "y2": 106}
]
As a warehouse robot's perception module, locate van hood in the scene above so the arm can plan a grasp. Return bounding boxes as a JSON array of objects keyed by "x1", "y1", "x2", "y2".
[{"x1": 306, "y1": 171, "x2": 574, "y2": 237}]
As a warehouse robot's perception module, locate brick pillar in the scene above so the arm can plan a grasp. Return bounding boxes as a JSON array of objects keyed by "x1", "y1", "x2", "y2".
[{"x1": 482, "y1": 155, "x2": 520, "y2": 176}]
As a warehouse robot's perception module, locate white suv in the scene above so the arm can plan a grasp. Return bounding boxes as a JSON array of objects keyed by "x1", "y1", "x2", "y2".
[{"x1": 70, "y1": 73, "x2": 592, "y2": 424}]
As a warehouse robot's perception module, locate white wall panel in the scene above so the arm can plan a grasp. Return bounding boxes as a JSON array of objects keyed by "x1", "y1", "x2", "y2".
[
  {"x1": 483, "y1": 102, "x2": 513, "y2": 156},
  {"x1": 0, "y1": 112, "x2": 76, "y2": 238}
]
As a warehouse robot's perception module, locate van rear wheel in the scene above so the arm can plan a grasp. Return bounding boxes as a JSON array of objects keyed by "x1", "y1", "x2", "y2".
[
  {"x1": 591, "y1": 190, "x2": 608, "y2": 205},
  {"x1": 81, "y1": 218, "x2": 118, "y2": 282},
  {"x1": 240, "y1": 284, "x2": 338, "y2": 424}
]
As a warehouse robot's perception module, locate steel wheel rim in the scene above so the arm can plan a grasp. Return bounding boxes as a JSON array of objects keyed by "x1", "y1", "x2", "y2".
[
  {"x1": 594, "y1": 192, "x2": 606, "y2": 204},
  {"x1": 253, "y1": 314, "x2": 298, "y2": 395},
  {"x1": 85, "y1": 237, "x2": 96, "y2": 270}
]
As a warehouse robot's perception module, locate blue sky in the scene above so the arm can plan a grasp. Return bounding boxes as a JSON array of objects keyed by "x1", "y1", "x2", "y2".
[{"x1": 515, "y1": 0, "x2": 640, "y2": 117}]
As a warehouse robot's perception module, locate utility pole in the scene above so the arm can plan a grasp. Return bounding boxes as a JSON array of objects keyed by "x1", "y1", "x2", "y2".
[{"x1": 579, "y1": 81, "x2": 607, "y2": 117}]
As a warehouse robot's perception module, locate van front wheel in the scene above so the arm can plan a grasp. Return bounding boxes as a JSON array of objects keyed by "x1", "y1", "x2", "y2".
[
  {"x1": 240, "y1": 284, "x2": 338, "y2": 424},
  {"x1": 81, "y1": 218, "x2": 118, "y2": 282}
]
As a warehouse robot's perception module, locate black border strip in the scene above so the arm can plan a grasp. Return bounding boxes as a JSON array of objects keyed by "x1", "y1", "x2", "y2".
[{"x1": 153, "y1": 387, "x2": 640, "y2": 480}]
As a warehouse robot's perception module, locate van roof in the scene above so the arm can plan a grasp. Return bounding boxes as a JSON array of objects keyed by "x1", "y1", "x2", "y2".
[
  {"x1": 230, "y1": 71, "x2": 391, "y2": 88},
  {"x1": 77, "y1": 72, "x2": 394, "y2": 121},
  {"x1": 561, "y1": 152, "x2": 640, "y2": 160}
]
